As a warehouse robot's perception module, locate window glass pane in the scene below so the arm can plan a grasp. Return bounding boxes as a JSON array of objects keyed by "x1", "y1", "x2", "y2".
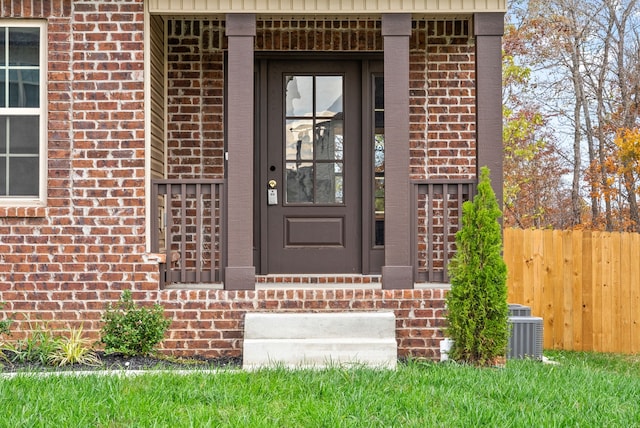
[
  {"x1": 286, "y1": 119, "x2": 313, "y2": 161},
  {"x1": 286, "y1": 162, "x2": 313, "y2": 203},
  {"x1": 9, "y1": 69, "x2": 39, "y2": 107},
  {"x1": 317, "y1": 162, "x2": 343, "y2": 204},
  {"x1": 9, "y1": 27, "x2": 39, "y2": 66},
  {"x1": 316, "y1": 76, "x2": 342, "y2": 115},
  {"x1": 315, "y1": 118, "x2": 343, "y2": 160},
  {"x1": 374, "y1": 134, "x2": 384, "y2": 170},
  {"x1": 0, "y1": 28, "x2": 5, "y2": 65},
  {"x1": 9, "y1": 157, "x2": 38, "y2": 196},
  {"x1": 285, "y1": 75, "x2": 312, "y2": 116},
  {"x1": 0, "y1": 159, "x2": 6, "y2": 194},
  {"x1": 9, "y1": 116, "x2": 38, "y2": 154},
  {"x1": 0, "y1": 70, "x2": 5, "y2": 108},
  {"x1": 0, "y1": 117, "x2": 6, "y2": 152},
  {"x1": 374, "y1": 76, "x2": 384, "y2": 110}
]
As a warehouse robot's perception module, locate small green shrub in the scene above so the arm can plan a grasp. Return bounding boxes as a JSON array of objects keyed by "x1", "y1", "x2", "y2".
[
  {"x1": 446, "y1": 166, "x2": 509, "y2": 366},
  {"x1": 49, "y1": 326, "x2": 101, "y2": 367},
  {"x1": 100, "y1": 290, "x2": 171, "y2": 357}
]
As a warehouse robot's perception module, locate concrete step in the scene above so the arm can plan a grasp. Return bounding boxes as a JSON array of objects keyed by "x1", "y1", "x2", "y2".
[{"x1": 243, "y1": 312, "x2": 397, "y2": 369}]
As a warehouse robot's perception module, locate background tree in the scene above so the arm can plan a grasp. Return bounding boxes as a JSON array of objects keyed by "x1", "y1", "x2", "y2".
[
  {"x1": 502, "y1": 22, "x2": 571, "y2": 228},
  {"x1": 506, "y1": 0, "x2": 640, "y2": 231}
]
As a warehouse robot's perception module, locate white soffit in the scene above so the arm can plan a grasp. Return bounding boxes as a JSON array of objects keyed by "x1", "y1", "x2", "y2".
[{"x1": 148, "y1": 0, "x2": 506, "y2": 14}]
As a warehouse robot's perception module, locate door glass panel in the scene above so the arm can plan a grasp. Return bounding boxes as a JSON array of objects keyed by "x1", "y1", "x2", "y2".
[
  {"x1": 315, "y1": 118, "x2": 343, "y2": 160},
  {"x1": 316, "y1": 162, "x2": 343, "y2": 204},
  {"x1": 286, "y1": 119, "x2": 313, "y2": 161},
  {"x1": 286, "y1": 162, "x2": 314, "y2": 203},
  {"x1": 284, "y1": 74, "x2": 345, "y2": 205},
  {"x1": 315, "y1": 76, "x2": 343, "y2": 115},
  {"x1": 286, "y1": 75, "x2": 312, "y2": 116},
  {"x1": 373, "y1": 75, "x2": 385, "y2": 246}
]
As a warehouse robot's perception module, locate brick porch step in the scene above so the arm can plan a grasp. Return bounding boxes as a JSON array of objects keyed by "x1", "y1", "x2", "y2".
[{"x1": 242, "y1": 312, "x2": 397, "y2": 370}]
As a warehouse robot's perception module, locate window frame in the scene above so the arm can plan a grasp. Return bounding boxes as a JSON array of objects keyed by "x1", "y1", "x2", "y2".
[{"x1": 0, "y1": 20, "x2": 47, "y2": 207}]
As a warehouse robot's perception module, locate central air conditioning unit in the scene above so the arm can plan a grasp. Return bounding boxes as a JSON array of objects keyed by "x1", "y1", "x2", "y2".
[
  {"x1": 508, "y1": 303, "x2": 532, "y2": 317},
  {"x1": 508, "y1": 315, "x2": 543, "y2": 360}
]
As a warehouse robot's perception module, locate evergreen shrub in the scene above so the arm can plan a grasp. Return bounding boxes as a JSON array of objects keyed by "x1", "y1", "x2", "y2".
[{"x1": 445, "y1": 166, "x2": 509, "y2": 366}]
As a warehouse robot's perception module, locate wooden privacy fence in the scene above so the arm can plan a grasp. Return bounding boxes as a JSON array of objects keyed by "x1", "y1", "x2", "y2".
[{"x1": 504, "y1": 228, "x2": 640, "y2": 354}]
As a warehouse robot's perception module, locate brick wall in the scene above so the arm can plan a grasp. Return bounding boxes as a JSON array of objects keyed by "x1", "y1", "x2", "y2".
[
  {"x1": 0, "y1": 0, "x2": 159, "y2": 338},
  {"x1": 159, "y1": 288, "x2": 447, "y2": 359},
  {"x1": 0, "y1": 8, "x2": 476, "y2": 361},
  {"x1": 166, "y1": 20, "x2": 225, "y2": 180},
  {"x1": 424, "y1": 20, "x2": 476, "y2": 179}
]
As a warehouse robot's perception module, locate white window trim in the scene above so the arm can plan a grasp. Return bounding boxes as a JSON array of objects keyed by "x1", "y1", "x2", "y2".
[{"x1": 0, "y1": 20, "x2": 47, "y2": 208}]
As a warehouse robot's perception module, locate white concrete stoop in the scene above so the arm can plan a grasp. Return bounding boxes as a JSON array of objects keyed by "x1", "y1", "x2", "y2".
[{"x1": 242, "y1": 312, "x2": 397, "y2": 370}]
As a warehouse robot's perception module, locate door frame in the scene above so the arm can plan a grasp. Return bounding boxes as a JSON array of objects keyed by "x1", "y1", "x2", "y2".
[{"x1": 253, "y1": 54, "x2": 383, "y2": 275}]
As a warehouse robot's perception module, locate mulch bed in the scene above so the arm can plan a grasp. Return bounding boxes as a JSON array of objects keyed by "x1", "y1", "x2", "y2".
[{"x1": 0, "y1": 351, "x2": 242, "y2": 373}]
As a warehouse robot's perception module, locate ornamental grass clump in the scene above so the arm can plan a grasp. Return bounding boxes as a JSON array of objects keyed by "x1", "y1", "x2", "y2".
[
  {"x1": 100, "y1": 290, "x2": 171, "y2": 357},
  {"x1": 445, "y1": 166, "x2": 509, "y2": 366},
  {"x1": 49, "y1": 326, "x2": 101, "y2": 367}
]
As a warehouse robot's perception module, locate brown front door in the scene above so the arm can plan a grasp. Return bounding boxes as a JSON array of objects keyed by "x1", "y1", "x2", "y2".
[{"x1": 260, "y1": 60, "x2": 362, "y2": 273}]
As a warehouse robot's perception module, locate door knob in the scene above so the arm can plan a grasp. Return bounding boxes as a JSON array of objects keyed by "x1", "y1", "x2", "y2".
[{"x1": 268, "y1": 180, "x2": 277, "y2": 189}]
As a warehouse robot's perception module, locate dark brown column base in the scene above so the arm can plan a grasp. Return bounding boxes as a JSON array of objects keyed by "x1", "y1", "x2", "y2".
[
  {"x1": 225, "y1": 266, "x2": 256, "y2": 290},
  {"x1": 382, "y1": 265, "x2": 413, "y2": 289}
]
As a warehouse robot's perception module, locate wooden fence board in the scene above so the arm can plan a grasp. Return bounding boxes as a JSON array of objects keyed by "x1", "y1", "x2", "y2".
[
  {"x1": 504, "y1": 229, "x2": 640, "y2": 355},
  {"x1": 522, "y1": 228, "x2": 534, "y2": 310},
  {"x1": 609, "y1": 233, "x2": 621, "y2": 353},
  {"x1": 581, "y1": 231, "x2": 594, "y2": 352},
  {"x1": 631, "y1": 233, "x2": 640, "y2": 354},
  {"x1": 619, "y1": 233, "x2": 631, "y2": 353},
  {"x1": 533, "y1": 230, "x2": 556, "y2": 348},
  {"x1": 571, "y1": 230, "x2": 582, "y2": 350},
  {"x1": 505, "y1": 228, "x2": 523, "y2": 304},
  {"x1": 551, "y1": 230, "x2": 563, "y2": 349},
  {"x1": 600, "y1": 232, "x2": 612, "y2": 352},
  {"x1": 562, "y1": 230, "x2": 573, "y2": 351},
  {"x1": 592, "y1": 231, "x2": 604, "y2": 351}
]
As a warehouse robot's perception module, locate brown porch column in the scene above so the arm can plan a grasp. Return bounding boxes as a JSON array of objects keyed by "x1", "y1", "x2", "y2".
[
  {"x1": 475, "y1": 12, "x2": 505, "y2": 209},
  {"x1": 225, "y1": 14, "x2": 256, "y2": 290},
  {"x1": 381, "y1": 14, "x2": 413, "y2": 289}
]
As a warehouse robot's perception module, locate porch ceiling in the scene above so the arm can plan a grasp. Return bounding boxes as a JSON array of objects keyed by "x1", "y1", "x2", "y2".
[{"x1": 148, "y1": 0, "x2": 506, "y2": 15}]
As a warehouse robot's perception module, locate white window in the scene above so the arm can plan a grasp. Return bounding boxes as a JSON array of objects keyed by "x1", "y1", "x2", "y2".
[{"x1": 0, "y1": 22, "x2": 46, "y2": 206}]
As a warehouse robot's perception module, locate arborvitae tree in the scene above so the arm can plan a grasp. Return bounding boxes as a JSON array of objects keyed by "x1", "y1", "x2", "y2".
[{"x1": 445, "y1": 166, "x2": 509, "y2": 366}]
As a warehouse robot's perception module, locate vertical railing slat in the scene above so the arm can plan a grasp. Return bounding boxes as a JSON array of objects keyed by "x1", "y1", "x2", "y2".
[
  {"x1": 195, "y1": 183, "x2": 202, "y2": 283},
  {"x1": 151, "y1": 179, "x2": 224, "y2": 286},
  {"x1": 442, "y1": 184, "x2": 450, "y2": 283},
  {"x1": 165, "y1": 183, "x2": 174, "y2": 283}
]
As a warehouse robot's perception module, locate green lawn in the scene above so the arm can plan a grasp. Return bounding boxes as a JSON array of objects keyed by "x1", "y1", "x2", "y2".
[{"x1": 1, "y1": 351, "x2": 639, "y2": 427}]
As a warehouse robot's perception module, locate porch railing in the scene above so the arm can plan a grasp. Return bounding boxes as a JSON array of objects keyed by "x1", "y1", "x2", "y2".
[
  {"x1": 412, "y1": 179, "x2": 476, "y2": 283},
  {"x1": 150, "y1": 178, "x2": 474, "y2": 287},
  {"x1": 151, "y1": 179, "x2": 225, "y2": 286}
]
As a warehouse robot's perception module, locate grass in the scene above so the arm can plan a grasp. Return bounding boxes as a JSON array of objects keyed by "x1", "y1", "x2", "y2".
[{"x1": 1, "y1": 351, "x2": 639, "y2": 427}]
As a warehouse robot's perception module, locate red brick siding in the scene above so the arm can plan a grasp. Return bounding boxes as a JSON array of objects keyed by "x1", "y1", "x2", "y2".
[
  {"x1": 166, "y1": 20, "x2": 225, "y2": 180},
  {"x1": 0, "y1": 0, "x2": 160, "y2": 337},
  {"x1": 159, "y1": 288, "x2": 447, "y2": 360},
  {"x1": 0, "y1": 10, "x2": 477, "y2": 361},
  {"x1": 425, "y1": 20, "x2": 476, "y2": 179}
]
